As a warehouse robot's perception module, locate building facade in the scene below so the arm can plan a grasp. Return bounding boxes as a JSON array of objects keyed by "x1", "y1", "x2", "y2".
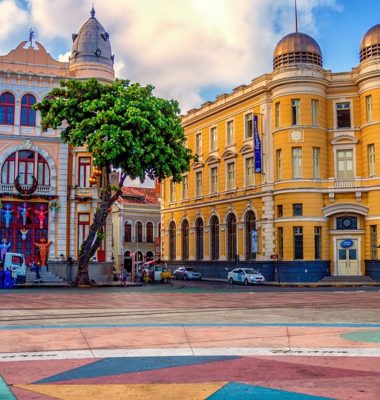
[
  {"x1": 0, "y1": 9, "x2": 115, "y2": 274},
  {"x1": 160, "y1": 23, "x2": 380, "y2": 282}
]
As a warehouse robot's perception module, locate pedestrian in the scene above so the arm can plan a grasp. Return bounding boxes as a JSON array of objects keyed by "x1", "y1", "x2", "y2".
[
  {"x1": 35, "y1": 262, "x2": 42, "y2": 282},
  {"x1": 120, "y1": 267, "x2": 127, "y2": 287},
  {"x1": 11, "y1": 267, "x2": 18, "y2": 287},
  {"x1": 4, "y1": 268, "x2": 12, "y2": 288}
]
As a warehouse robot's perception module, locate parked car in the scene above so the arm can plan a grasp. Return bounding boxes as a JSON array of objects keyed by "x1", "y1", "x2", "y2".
[
  {"x1": 228, "y1": 268, "x2": 265, "y2": 285},
  {"x1": 173, "y1": 267, "x2": 202, "y2": 280}
]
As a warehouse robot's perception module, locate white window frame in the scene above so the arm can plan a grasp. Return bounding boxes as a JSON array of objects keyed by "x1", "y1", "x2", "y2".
[
  {"x1": 311, "y1": 99, "x2": 319, "y2": 126},
  {"x1": 170, "y1": 180, "x2": 176, "y2": 202},
  {"x1": 210, "y1": 166, "x2": 218, "y2": 194},
  {"x1": 276, "y1": 149, "x2": 282, "y2": 181},
  {"x1": 368, "y1": 143, "x2": 375, "y2": 177},
  {"x1": 335, "y1": 148, "x2": 354, "y2": 179},
  {"x1": 313, "y1": 147, "x2": 320, "y2": 179},
  {"x1": 195, "y1": 132, "x2": 202, "y2": 156},
  {"x1": 195, "y1": 170, "x2": 203, "y2": 197},
  {"x1": 245, "y1": 156, "x2": 254, "y2": 187},
  {"x1": 292, "y1": 147, "x2": 302, "y2": 179},
  {"x1": 291, "y1": 99, "x2": 300, "y2": 126},
  {"x1": 334, "y1": 100, "x2": 353, "y2": 129},
  {"x1": 226, "y1": 161, "x2": 236, "y2": 191},
  {"x1": 275, "y1": 102, "x2": 280, "y2": 129},
  {"x1": 210, "y1": 126, "x2": 218, "y2": 152},
  {"x1": 182, "y1": 175, "x2": 189, "y2": 200},
  {"x1": 226, "y1": 119, "x2": 234, "y2": 147},
  {"x1": 244, "y1": 112, "x2": 253, "y2": 140},
  {"x1": 366, "y1": 95, "x2": 373, "y2": 123}
]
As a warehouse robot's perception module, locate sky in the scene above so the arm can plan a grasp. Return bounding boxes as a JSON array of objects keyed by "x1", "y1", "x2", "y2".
[{"x1": 1, "y1": 0, "x2": 380, "y2": 114}]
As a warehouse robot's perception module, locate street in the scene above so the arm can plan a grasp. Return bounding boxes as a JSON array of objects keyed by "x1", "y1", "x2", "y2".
[{"x1": 0, "y1": 283, "x2": 380, "y2": 399}]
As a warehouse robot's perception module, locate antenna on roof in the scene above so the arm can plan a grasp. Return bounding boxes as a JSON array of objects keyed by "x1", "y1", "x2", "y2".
[
  {"x1": 90, "y1": 4, "x2": 95, "y2": 18},
  {"x1": 295, "y1": 0, "x2": 298, "y2": 33}
]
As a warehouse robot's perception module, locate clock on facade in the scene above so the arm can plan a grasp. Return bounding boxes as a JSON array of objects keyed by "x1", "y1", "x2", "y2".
[{"x1": 290, "y1": 130, "x2": 302, "y2": 141}]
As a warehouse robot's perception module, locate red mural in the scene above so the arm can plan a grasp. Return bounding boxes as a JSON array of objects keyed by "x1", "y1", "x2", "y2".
[{"x1": 0, "y1": 201, "x2": 49, "y2": 264}]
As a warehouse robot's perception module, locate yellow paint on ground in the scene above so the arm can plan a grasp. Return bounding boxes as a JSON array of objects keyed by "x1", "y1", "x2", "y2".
[{"x1": 16, "y1": 383, "x2": 227, "y2": 400}]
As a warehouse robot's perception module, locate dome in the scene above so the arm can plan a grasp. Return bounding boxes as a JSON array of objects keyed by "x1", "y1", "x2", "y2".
[
  {"x1": 360, "y1": 24, "x2": 380, "y2": 62},
  {"x1": 69, "y1": 7, "x2": 114, "y2": 81},
  {"x1": 273, "y1": 32, "x2": 322, "y2": 70}
]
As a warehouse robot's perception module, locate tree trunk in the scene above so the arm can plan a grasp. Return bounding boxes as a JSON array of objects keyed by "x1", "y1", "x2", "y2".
[{"x1": 74, "y1": 170, "x2": 126, "y2": 287}]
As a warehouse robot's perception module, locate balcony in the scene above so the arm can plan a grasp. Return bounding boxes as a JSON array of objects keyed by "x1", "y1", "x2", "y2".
[
  {"x1": 0, "y1": 183, "x2": 52, "y2": 195},
  {"x1": 334, "y1": 179, "x2": 356, "y2": 189}
]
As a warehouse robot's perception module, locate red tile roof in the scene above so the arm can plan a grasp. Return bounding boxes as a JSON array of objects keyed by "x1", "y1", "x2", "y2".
[{"x1": 118, "y1": 187, "x2": 159, "y2": 205}]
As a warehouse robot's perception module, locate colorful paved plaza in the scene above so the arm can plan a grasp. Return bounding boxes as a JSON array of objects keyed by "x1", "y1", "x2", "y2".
[{"x1": 0, "y1": 287, "x2": 380, "y2": 399}]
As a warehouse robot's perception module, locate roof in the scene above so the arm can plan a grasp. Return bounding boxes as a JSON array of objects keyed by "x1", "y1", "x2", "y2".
[{"x1": 118, "y1": 187, "x2": 159, "y2": 205}]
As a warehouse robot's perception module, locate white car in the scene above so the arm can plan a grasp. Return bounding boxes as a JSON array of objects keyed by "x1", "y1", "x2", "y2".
[{"x1": 228, "y1": 268, "x2": 265, "y2": 285}]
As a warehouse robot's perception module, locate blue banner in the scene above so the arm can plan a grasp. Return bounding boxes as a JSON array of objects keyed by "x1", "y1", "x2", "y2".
[
  {"x1": 253, "y1": 114, "x2": 262, "y2": 173},
  {"x1": 251, "y1": 230, "x2": 258, "y2": 253}
]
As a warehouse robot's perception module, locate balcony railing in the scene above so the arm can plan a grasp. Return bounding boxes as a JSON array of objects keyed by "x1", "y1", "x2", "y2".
[
  {"x1": 75, "y1": 187, "x2": 93, "y2": 196},
  {"x1": 0, "y1": 183, "x2": 52, "y2": 194},
  {"x1": 334, "y1": 179, "x2": 356, "y2": 189}
]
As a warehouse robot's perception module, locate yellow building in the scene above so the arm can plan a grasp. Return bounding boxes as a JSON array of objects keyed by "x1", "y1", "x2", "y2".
[{"x1": 160, "y1": 23, "x2": 380, "y2": 282}]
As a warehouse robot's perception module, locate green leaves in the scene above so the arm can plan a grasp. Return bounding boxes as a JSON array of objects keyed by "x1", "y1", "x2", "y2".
[{"x1": 34, "y1": 78, "x2": 193, "y2": 182}]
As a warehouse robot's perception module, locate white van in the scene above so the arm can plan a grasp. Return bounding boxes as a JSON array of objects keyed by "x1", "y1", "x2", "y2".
[{"x1": 2, "y1": 253, "x2": 27, "y2": 284}]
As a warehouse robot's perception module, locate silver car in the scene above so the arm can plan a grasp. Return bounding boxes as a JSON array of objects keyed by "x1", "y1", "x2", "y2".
[
  {"x1": 228, "y1": 268, "x2": 265, "y2": 285},
  {"x1": 173, "y1": 267, "x2": 202, "y2": 280}
]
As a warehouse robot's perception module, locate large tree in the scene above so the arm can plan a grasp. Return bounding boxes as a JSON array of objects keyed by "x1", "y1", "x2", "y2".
[{"x1": 35, "y1": 78, "x2": 193, "y2": 286}]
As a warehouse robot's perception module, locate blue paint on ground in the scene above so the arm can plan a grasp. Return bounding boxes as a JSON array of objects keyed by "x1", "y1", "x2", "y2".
[
  {"x1": 0, "y1": 375, "x2": 16, "y2": 400},
  {"x1": 208, "y1": 382, "x2": 333, "y2": 400},
  {"x1": 36, "y1": 355, "x2": 238, "y2": 383},
  {"x1": 2, "y1": 322, "x2": 380, "y2": 330}
]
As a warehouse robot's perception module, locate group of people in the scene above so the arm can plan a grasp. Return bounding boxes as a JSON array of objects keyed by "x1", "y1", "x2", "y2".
[{"x1": 0, "y1": 265, "x2": 18, "y2": 288}]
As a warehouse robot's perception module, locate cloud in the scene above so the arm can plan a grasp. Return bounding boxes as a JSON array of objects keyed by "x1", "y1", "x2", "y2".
[
  {"x1": 0, "y1": 0, "x2": 340, "y2": 112},
  {"x1": 57, "y1": 51, "x2": 70, "y2": 62}
]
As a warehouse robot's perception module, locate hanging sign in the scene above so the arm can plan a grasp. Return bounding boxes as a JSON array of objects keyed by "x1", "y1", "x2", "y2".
[
  {"x1": 253, "y1": 115, "x2": 262, "y2": 173},
  {"x1": 251, "y1": 229, "x2": 258, "y2": 253}
]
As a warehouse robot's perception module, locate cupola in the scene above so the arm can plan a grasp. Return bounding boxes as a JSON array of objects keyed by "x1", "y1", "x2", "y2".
[{"x1": 360, "y1": 24, "x2": 380, "y2": 62}]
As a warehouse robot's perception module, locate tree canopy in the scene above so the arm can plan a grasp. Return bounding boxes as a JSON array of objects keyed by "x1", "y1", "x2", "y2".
[{"x1": 35, "y1": 78, "x2": 193, "y2": 182}]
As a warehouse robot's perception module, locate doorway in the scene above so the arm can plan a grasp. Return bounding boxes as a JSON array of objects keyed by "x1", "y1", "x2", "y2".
[{"x1": 336, "y1": 238, "x2": 360, "y2": 276}]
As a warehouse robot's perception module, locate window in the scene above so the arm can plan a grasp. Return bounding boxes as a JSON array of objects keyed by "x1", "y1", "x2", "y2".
[
  {"x1": 136, "y1": 222, "x2": 143, "y2": 243},
  {"x1": 275, "y1": 102, "x2": 280, "y2": 129},
  {"x1": 314, "y1": 226, "x2": 322, "y2": 260},
  {"x1": 291, "y1": 99, "x2": 300, "y2": 125},
  {"x1": 293, "y1": 203, "x2": 303, "y2": 216},
  {"x1": 170, "y1": 181, "x2": 176, "y2": 202},
  {"x1": 226, "y1": 162, "x2": 235, "y2": 190},
  {"x1": 277, "y1": 205, "x2": 283, "y2": 217},
  {"x1": 227, "y1": 213, "x2": 237, "y2": 260},
  {"x1": 226, "y1": 120, "x2": 234, "y2": 146},
  {"x1": 292, "y1": 147, "x2": 302, "y2": 178},
  {"x1": 245, "y1": 211, "x2": 256, "y2": 260},
  {"x1": 293, "y1": 227, "x2": 303, "y2": 260},
  {"x1": 210, "y1": 127, "x2": 218, "y2": 151},
  {"x1": 336, "y1": 102, "x2": 351, "y2": 128},
  {"x1": 181, "y1": 219, "x2": 189, "y2": 260},
  {"x1": 1, "y1": 150, "x2": 50, "y2": 186},
  {"x1": 78, "y1": 157, "x2": 91, "y2": 187},
  {"x1": 210, "y1": 166, "x2": 218, "y2": 194},
  {"x1": 195, "y1": 133, "x2": 202, "y2": 155},
  {"x1": 21, "y1": 94, "x2": 36, "y2": 127},
  {"x1": 245, "y1": 157, "x2": 254, "y2": 187},
  {"x1": 195, "y1": 218, "x2": 204, "y2": 260},
  {"x1": 276, "y1": 149, "x2": 282, "y2": 180},
  {"x1": 195, "y1": 171, "x2": 203, "y2": 197},
  {"x1": 182, "y1": 175, "x2": 189, "y2": 199},
  {"x1": 366, "y1": 95, "x2": 373, "y2": 123},
  {"x1": 277, "y1": 227, "x2": 283, "y2": 260},
  {"x1": 169, "y1": 221, "x2": 176, "y2": 260},
  {"x1": 311, "y1": 99, "x2": 319, "y2": 126},
  {"x1": 336, "y1": 216, "x2": 357, "y2": 230},
  {"x1": 124, "y1": 222, "x2": 132, "y2": 242},
  {"x1": 210, "y1": 216, "x2": 219, "y2": 260},
  {"x1": 146, "y1": 222, "x2": 154, "y2": 243},
  {"x1": 245, "y1": 113, "x2": 253, "y2": 138},
  {"x1": 336, "y1": 149, "x2": 354, "y2": 179},
  {"x1": 313, "y1": 147, "x2": 320, "y2": 179},
  {"x1": 78, "y1": 213, "x2": 90, "y2": 253},
  {"x1": 368, "y1": 144, "x2": 375, "y2": 176},
  {"x1": 370, "y1": 225, "x2": 378, "y2": 260},
  {"x1": 0, "y1": 92, "x2": 15, "y2": 125}
]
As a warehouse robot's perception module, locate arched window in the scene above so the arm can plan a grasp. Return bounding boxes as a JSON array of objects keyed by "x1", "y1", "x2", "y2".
[
  {"x1": 21, "y1": 94, "x2": 36, "y2": 127},
  {"x1": 146, "y1": 251, "x2": 154, "y2": 261},
  {"x1": 195, "y1": 218, "x2": 204, "y2": 260},
  {"x1": 210, "y1": 216, "x2": 219, "y2": 260},
  {"x1": 245, "y1": 211, "x2": 256, "y2": 260},
  {"x1": 146, "y1": 222, "x2": 154, "y2": 243},
  {"x1": 181, "y1": 219, "x2": 189, "y2": 260},
  {"x1": 0, "y1": 92, "x2": 15, "y2": 125},
  {"x1": 124, "y1": 222, "x2": 132, "y2": 242},
  {"x1": 1, "y1": 150, "x2": 50, "y2": 186},
  {"x1": 227, "y1": 213, "x2": 237, "y2": 260},
  {"x1": 135, "y1": 251, "x2": 143, "y2": 262},
  {"x1": 136, "y1": 221, "x2": 143, "y2": 243},
  {"x1": 169, "y1": 221, "x2": 176, "y2": 260}
]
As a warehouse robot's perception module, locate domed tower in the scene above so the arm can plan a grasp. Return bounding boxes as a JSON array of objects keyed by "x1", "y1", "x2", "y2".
[
  {"x1": 360, "y1": 24, "x2": 380, "y2": 63},
  {"x1": 69, "y1": 7, "x2": 114, "y2": 82}
]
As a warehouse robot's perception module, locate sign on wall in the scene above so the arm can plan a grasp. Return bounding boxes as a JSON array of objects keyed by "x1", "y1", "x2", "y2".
[
  {"x1": 251, "y1": 229, "x2": 258, "y2": 253},
  {"x1": 253, "y1": 115, "x2": 262, "y2": 173}
]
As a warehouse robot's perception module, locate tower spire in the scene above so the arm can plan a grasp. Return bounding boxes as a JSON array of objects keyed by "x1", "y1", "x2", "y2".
[
  {"x1": 295, "y1": 0, "x2": 298, "y2": 32},
  {"x1": 90, "y1": 4, "x2": 95, "y2": 18}
]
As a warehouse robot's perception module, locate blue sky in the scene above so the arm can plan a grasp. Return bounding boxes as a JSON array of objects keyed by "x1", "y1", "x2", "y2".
[{"x1": 0, "y1": 0, "x2": 380, "y2": 111}]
